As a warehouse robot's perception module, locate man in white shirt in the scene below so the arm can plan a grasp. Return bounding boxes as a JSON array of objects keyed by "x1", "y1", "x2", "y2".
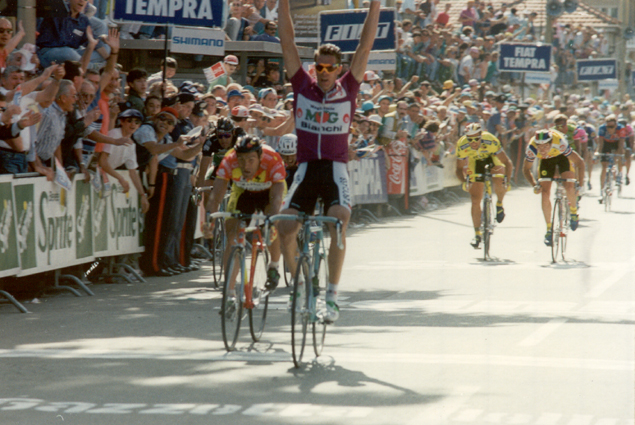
[{"x1": 98, "y1": 108, "x2": 150, "y2": 213}]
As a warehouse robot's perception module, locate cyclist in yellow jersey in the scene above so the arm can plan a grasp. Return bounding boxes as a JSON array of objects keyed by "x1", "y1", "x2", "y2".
[
  {"x1": 522, "y1": 129, "x2": 585, "y2": 246},
  {"x1": 455, "y1": 123, "x2": 513, "y2": 248}
]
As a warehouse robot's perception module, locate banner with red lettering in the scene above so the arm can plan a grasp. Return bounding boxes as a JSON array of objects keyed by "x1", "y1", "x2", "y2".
[{"x1": 385, "y1": 139, "x2": 408, "y2": 195}]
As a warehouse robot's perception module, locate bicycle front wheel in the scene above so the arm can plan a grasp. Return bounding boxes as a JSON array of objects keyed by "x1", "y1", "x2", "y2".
[
  {"x1": 221, "y1": 246, "x2": 244, "y2": 351},
  {"x1": 482, "y1": 196, "x2": 492, "y2": 260},
  {"x1": 313, "y1": 252, "x2": 328, "y2": 357},
  {"x1": 249, "y1": 248, "x2": 269, "y2": 342},
  {"x1": 211, "y1": 218, "x2": 225, "y2": 287},
  {"x1": 551, "y1": 199, "x2": 563, "y2": 263},
  {"x1": 291, "y1": 255, "x2": 310, "y2": 368},
  {"x1": 561, "y1": 204, "x2": 569, "y2": 261}
]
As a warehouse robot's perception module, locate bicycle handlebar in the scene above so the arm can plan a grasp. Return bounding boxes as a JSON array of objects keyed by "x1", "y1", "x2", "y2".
[{"x1": 268, "y1": 214, "x2": 344, "y2": 250}]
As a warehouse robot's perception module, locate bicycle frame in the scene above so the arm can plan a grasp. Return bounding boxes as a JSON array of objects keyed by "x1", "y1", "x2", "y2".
[
  {"x1": 602, "y1": 154, "x2": 623, "y2": 210},
  {"x1": 472, "y1": 164, "x2": 505, "y2": 260},
  {"x1": 538, "y1": 177, "x2": 576, "y2": 263}
]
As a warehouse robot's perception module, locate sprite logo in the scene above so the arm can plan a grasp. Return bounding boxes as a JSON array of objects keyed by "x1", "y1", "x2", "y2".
[
  {"x1": 17, "y1": 200, "x2": 33, "y2": 255},
  {"x1": 38, "y1": 191, "x2": 74, "y2": 265},
  {"x1": 76, "y1": 194, "x2": 90, "y2": 244},
  {"x1": 0, "y1": 199, "x2": 12, "y2": 254},
  {"x1": 109, "y1": 191, "x2": 137, "y2": 250},
  {"x1": 93, "y1": 196, "x2": 107, "y2": 238}
]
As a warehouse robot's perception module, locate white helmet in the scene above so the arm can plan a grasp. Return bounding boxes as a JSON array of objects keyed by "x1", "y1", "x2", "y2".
[
  {"x1": 277, "y1": 134, "x2": 297, "y2": 155},
  {"x1": 465, "y1": 123, "x2": 482, "y2": 137}
]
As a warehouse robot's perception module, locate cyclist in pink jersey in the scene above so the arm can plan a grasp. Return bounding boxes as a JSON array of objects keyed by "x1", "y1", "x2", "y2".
[{"x1": 277, "y1": 0, "x2": 380, "y2": 322}]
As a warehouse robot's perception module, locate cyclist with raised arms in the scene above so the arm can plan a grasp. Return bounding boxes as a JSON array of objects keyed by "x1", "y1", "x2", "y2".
[
  {"x1": 276, "y1": 0, "x2": 381, "y2": 322},
  {"x1": 206, "y1": 136, "x2": 287, "y2": 304},
  {"x1": 522, "y1": 129, "x2": 585, "y2": 246},
  {"x1": 455, "y1": 123, "x2": 513, "y2": 249}
]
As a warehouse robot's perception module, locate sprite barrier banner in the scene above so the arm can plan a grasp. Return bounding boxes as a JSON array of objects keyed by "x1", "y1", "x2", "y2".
[
  {"x1": 409, "y1": 149, "x2": 444, "y2": 197},
  {"x1": 1, "y1": 174, "x2": 145, "y2": 278},
  {"x1": 93, "y1": 174, "x2": 144, "y2": 257},
  {"x1": 0, "y1": 175, "x2": 20, "y2": 277}
]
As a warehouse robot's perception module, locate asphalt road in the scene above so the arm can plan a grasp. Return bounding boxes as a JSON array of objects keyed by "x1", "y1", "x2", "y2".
[{"x1": 1, "y1": 180, "x2": 633, "y2": 425}]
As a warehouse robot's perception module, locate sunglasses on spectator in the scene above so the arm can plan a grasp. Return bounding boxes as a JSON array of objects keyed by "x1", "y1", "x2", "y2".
[
  {"x1": 315, "y1": 63, "x2": 340, "y2": 74},
  {"x1": 157, "y1": 115, "x2": 176, "y2": 125},
  {"x1": 218, "y1": 132, "x2": 233, "y2": 138}
]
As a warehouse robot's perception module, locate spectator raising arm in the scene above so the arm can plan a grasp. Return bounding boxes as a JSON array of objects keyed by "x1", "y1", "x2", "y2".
[
  {"x1": 349, "y1": 0, "x2": 381, "y2": 83},
  {"x1": 277, "y1": 0, "x2": 302, "y2": 79}
]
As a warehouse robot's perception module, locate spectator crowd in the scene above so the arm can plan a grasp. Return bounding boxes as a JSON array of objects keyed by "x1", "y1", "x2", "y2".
[{"x1": 0, "y1": 0, "x2": 633, "y2": 277}]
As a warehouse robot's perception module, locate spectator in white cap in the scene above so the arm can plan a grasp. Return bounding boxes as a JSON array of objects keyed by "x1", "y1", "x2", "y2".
[
  {"x1": 458, "y1": 46, "x2": 481, "y2": 87},
  {"x1": 231, "y1": 105, "x2": 252, "y2": 132},
  {"x1": 258, "y1": 87, "x2": 278, "y2": 109},
  {"x1": 98, "y1": 108, "x2": 150, "y2": 213},
  {"x1": 207, "y1": 55, "x2": 239, "y2": 90}
]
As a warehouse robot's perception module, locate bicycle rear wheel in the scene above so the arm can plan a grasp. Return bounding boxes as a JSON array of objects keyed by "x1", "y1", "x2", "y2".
[
  {"x1": 561, "y1": 205, "x2": 569, "y2": 261},
  {"x1": 212, "y1": 218, "x2": 225, "y2": 287},
  {"x1": 482, "y1": 196, "x2": 492, "y2": 260},
  {"x1": 312, "y1": 251, "x2": 328, "y2": 357},
  {"x1": 249, "y1": 248, "x2": 269, "y2": 342},
  {"x1": 551, "y1": 199, "x2": 563, "y2": 263},
  {"x1": 291, "y1": 255, "x2": 310, "y2": 368},
  {"x1": 221, "y1": 246, "x2": 244, "y2": 351},
  {"x1": 283, "y1": 259, "x2": 292, "y2": 287}
]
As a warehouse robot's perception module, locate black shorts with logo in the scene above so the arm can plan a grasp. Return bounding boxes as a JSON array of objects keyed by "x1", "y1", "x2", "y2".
[{"x1": 539, "y1": 154, "x2": 571, "y2": 179}]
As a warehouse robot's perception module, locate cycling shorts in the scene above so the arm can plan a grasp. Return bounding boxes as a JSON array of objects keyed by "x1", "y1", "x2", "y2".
[
  {"x1": 539, "y1": 155, "x2": 571, "y2": 179},
  {"x1": 283, "y1": 159, "x2": 352, "y2": 215},
  {"x1": 228, "y1": 189, "x2": 270, "y2": 215},
  {"x1": 467, "y1": 155, "x2": 503, "y2": 183},
  {"x1": 600, "y1": 142, "x2": 620, "y2": 162}
]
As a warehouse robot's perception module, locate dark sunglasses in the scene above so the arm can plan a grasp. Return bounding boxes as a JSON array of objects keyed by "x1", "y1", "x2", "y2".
[
  {"x1": 218, "y1": 132, "x2": 233, "y2": 138},
  {"x1": 157, "y1": 116, "x2": 176, "y2": 125}
]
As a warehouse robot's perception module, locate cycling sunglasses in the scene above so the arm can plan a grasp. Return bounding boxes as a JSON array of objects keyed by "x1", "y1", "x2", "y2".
[
  {"x1": 467, "y1": 137, "x2": 481, "y2": 143},
  {"x1": 315, "y1": 63, "x2": 340, "y2": 74},
  {"x1": 218, "y1": 132, "x2": 233, "y2": 138}
]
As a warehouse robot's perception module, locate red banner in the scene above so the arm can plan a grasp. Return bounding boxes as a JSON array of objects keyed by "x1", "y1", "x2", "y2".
[{"x1": 385, "y1": 139, "x2": 408, "y2": 195}]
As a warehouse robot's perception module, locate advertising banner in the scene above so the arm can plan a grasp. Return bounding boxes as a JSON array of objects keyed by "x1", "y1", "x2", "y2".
[
  {"x1": 576, "y1": 59, "x2": 617, "y2": 81},
  {"x1": 498, "y1": 44, "x2": 551, "y2": 73},
  {"x1": 171, "y1": 26, "x2": 225, "y2": 56},
  {"x1": 409, "y1": 149, "x2": 443, "y2": 196},
  {"x1": 12, "y1": 178, "x2": 37, "y2": 275},
  {"x1": 113, "y1": 0, "x2": 223, "y2": 28},
  {"x1": 318, "y1": 9, "x2": 397, "y2": 53},
  {"x1": 292, "y1": 0, "x2": 349, "y2": 43},
  {"x1": 347, "y1": 150, "x2": 388, "y2": 205},
  {"x1": 385, "y1": 140, "x2": 408, "y2": 195},
  {"x1": 93, "y1": 174, "x2": 144, "y2": 258},
  {"x1": 0, "y1": 175, "x2": 20, "y2": 277},
  {"x1": 524, "y1": 72, "x2": 552, "y2": 85},
  {"x1": 366, "y1": 52, "x2": 397, "y2": 72}
]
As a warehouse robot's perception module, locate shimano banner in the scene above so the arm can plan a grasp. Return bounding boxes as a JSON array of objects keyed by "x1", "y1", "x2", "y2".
[
  {"x1": 576, "y1": 59, "x2": 617, "y2": 81},
  {"x1": 498, "y1": 44, "x2": 551, "y2": 73},
  {"x1": 318, "y1": 9, "x2": 397, "y2": 54},
  {"x1": 113, "y1": 0, "x2": 223, "y2": 27},
  {"x1": 171, "y1": 27, "x2": 225, "y2": 56}
]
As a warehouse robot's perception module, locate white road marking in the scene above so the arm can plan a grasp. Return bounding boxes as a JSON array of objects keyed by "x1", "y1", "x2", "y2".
[
  {"x1": 535, "y1": 413, "x2": 562, "y2": 425},
  {"x1": 566, "y1": 414, "x2": 594, "y2": 425},
  {"x1": 585, "y1": 258, "x2": 635, "y2": 298},
  {"x1": 405, "y1": 386, "x2": 480, "y2": 425},
  {"x1": 518, "y1": 319, "x2": 568, "y2": 347}
]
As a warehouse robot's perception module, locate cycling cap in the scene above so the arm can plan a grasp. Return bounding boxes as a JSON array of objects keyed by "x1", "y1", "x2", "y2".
[
  {"x1": 277, "y1": 134, "x2": 297, "y2": 156},
  {"x1": 216, "y1": 117, "x2": 235, "y2": 133},
  {"x1": 234, "y1": 135, "x2": 263, "y2": 154},
  {"x1": 534, "y1": 129, "x2": 552, "y2": 145},
  {"x1": 617, "y1": 117, "x2": 628, "y2": 125},
  {"x1": 465, "y1": 123, "x2": 482, "y2": 137}
]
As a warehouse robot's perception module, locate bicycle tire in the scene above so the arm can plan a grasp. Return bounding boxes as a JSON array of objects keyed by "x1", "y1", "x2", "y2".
[
  {"x1": 249, "y1": 248, "x2": 269, "y2": 342},
  {"x1": 606, "y1": 172, "x2": 613, "y2": 212},
  {"x1": 283, "y1": 259, "x2": 292, "y2": 287},
  {"x1": 212, "y1": 218, "x2": 225, "y2": 287},
  {"x1": 482, "y1": 196, "x2": 491, "y2": 260},
  {"x1": 291, "y1": 255, "x2": 310, "y2": 368},
  {"x1": 221, "y1": 246, "x2": 244, "y2": 351},
  {"x1": 312, "y1": 251, "x2": 328, "y2": 357},
  {"x1": 551, "y1": 199, "x2": 563, "y2": 263}
]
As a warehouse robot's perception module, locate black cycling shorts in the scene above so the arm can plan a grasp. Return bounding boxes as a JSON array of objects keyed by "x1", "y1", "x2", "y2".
[
  {"x1": 539, "y1": 154, "x2": 571, "y2": 179},
  {"x1": 282, "y1": 160, "x2": 351, "y2": 215}
]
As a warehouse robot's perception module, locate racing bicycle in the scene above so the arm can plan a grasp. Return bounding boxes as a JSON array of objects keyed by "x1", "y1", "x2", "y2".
[
  {"x1": 473, "y1": 164, "x2": 505, "y2": 260},
  {"x1": 539, "y1": 177, "x2": 576, "y2": 263},
  {"x1": 268, "y1": 213, "x2": 343, "y2": 368},
  {"x1": 210, "y1": 212, "x2": 270, "y2": 351},
  {"x1": 600, "y1": 153, "x2": 623, "y2": 211}
]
